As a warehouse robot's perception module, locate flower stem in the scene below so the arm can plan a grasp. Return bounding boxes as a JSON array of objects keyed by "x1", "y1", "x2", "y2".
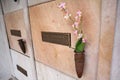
[{"x1": 62, "y1": 8, "x2": 83, "y2": 35}]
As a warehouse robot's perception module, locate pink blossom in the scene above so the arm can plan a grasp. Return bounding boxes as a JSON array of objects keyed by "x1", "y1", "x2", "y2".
[
  {"x1": 82, "y1": 38, "x2": 86, "y2": 43},
  {"x1": 72, "y1": 22, "x2": 79, "y2": 28},
  {"x1": 77, "y1": 33, "x2": 83, "y2": 39},
  {"x1": 72, "y1": 24, "x2": 74, "y2": 28},
  {"x1": 76, "y1": 11, "x2": 82, "y2": 17},
  {"x1": 64, "y1": 12, "x2": 71, "y2": 20},
  {"x1": 74, "y1": 30, "x2": 78, "y2": 35},
  {"x1": 75, "y1": 16, "x2": 79, "y2": 20},
  {"x1": 75, "y1": 16, "x2": 80, "y2": 23},
  {"x1": 58, "y1": 2, "x2": 66, "y2": 9}
]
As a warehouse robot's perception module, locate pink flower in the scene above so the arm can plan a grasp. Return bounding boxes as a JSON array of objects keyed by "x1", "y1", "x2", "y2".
[
  {"x1": 82, "y1": 38, "x2": 86, "y2": 43},
  {"x1": 72, "y1": 22, "x2": 79, "y2": 28},
  {"x1": 75, "y1": 16, "x2": 80, "y2": 23},
  {"x1": 58, "y1": 2, "x2": 66, "y2": 9},
  {"x1": 64, "y1": 12, "x2": 71, "y2": 20},
  {"x1": 74, "y1": 30, "x2": 78, "y2": 35},
  {"x1": 76, "y1": 11, "x2": 82, "y2": 17},
  {"x1": 77, "y1": 33, "x2": 83, "y2": 39},
  {"x1": 75, "y1": 16, "x2": 79, "y2": 20}
]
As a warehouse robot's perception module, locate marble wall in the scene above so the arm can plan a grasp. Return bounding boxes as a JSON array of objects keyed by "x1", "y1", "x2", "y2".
[
  {"x1": 1, "y1": 0, "x2": 37, "y2": 80},
  {"x1": 0, "y1": 0, "x2": 119, "y2": 80},
  {"x1": 110, "y1": 0, "x2": 120, "y2": 80},
  {"x1": 97, "y1": 0, "x2": 117, "y2": 80},
  {"x1": 29, "y1": 0, "x2": 101, "y2": 79},
  {"x1": 0, "y1": 3, "x2": 13, "y2": 80}
]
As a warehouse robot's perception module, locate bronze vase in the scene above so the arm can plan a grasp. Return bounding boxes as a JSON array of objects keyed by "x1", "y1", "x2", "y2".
[{"x1": 74, "y1": 52, "x2": 85, "y2": 78}]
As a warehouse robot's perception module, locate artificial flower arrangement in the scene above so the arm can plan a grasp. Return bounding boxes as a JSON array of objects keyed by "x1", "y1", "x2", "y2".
[
  {"x1": 58, "y1": 2, "x2": 86, "y2": 78},
  {"x1": 58, "y1": 2, "x2": 86, "y2": 53}
]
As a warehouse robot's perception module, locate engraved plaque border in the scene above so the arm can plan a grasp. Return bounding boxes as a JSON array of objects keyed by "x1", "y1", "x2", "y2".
[
  {"x1": 41, "y1": 31, "x2": 71, "y2": 47},
  {"x1": 16, "y1": 65, "x2": 28, "y2": 76},
  {"x1": 10, "y1": 30, "x2": 21, "y2": 37}
]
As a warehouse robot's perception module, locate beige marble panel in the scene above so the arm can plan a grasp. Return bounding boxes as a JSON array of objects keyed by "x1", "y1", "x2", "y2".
[
  {"x1": 97, "y1": 0, "x2": 117, "y2": 80},
  {"x1": 29, "y1": 0, "x2": 101, "y2": 79},
  {"x1": 4, "y1": 9, "x2": 30, "y2": 56}
]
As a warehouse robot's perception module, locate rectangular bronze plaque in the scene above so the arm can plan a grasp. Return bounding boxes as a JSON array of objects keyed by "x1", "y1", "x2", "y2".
[
  {"x1": 10, "y1": 30, "x2": 21, "y2": 37},
  {"x1": 41, "y1": 32, "x2": 71, "y2": 47},
  {"x1": 17, "y1": 65, "x2": 28, "y2": 76}
]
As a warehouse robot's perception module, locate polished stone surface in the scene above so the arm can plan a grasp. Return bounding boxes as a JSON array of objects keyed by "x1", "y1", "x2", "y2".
[{"x1": 110, "y1": 0, "x2": 120, "y2": 80}]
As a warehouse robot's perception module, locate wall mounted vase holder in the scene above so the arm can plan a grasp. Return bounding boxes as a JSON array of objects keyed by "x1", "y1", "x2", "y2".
[
  {"x1": 18, "y1": 39, "x2": 26, "y2": 53},
  {"x1": 74, "y1": 52, "x2": 85, "y2": 78}
]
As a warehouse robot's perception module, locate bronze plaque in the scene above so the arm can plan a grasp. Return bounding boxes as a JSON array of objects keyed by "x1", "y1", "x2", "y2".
[
  {"x1": 17, "y1": 65, "x2": 28, "y2": 76},
  {"x1": 10, "y1": 30, "x2": 21, "y2": 37},
  {"x1": 41, "y1": 32, "x2": 71, "y2": 47}
]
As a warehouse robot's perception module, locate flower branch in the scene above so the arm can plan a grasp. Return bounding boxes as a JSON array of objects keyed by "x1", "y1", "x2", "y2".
[{"x1": 58, "y1": 2, "x2": 86, "y2": 53}]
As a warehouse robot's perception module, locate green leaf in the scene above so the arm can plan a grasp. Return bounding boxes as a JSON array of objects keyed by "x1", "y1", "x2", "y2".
[
  {"x1": 75, "y1": 38, "x2": 82, "y2": 47},
  {"x1": 74, "y1": 38, "x2": 85, "y2": 53}
]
